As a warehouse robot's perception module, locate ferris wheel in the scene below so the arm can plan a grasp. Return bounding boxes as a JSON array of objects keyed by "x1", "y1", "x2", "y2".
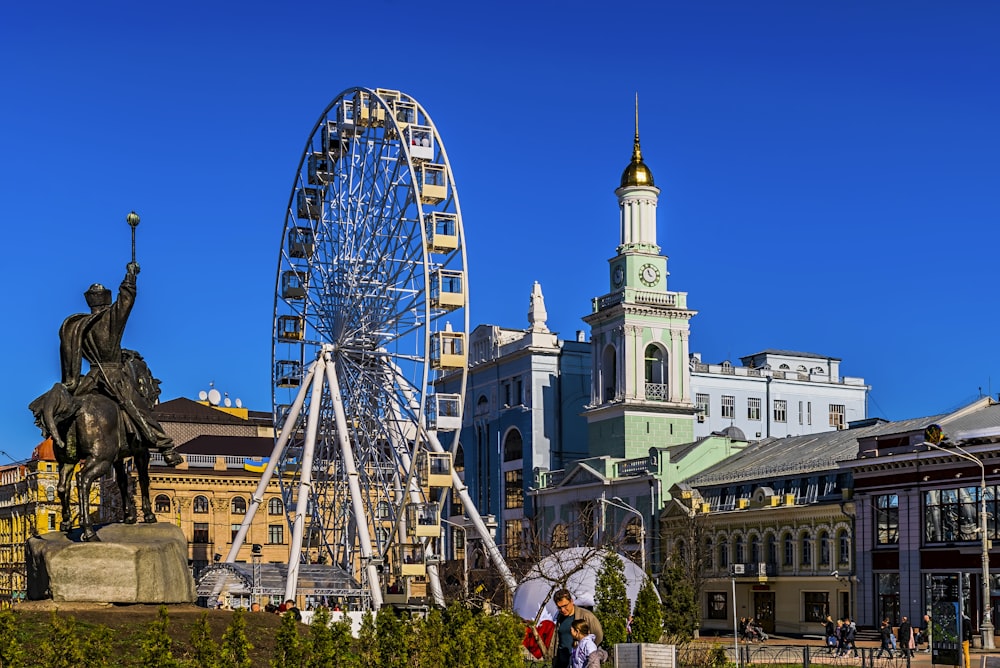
[{"x1": 226, "y1": 87, "x2": 515, "y2": 609}]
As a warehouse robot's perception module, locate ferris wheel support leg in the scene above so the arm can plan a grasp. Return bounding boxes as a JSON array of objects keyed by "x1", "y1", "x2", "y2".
[
  {"x1": 326, "y1": 355, "x2": 384, "y2": 610},
  {"x1": 284, "y1": 356, "x2": 327, "y2": 603},
  {"x1": 226, "y1": 360, "x2": 319, "y2": 564},
  {"x1": 426, "y1": 560, "x2": 445, "y2": 606},
  {"x1": 426, "y1": 431, "x2": 518, "y2": 594}
]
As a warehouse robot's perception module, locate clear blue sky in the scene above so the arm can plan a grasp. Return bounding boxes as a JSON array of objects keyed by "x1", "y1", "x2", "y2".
[{"x1": 2, "y1": 1, "x2": 998, "y2": 459}]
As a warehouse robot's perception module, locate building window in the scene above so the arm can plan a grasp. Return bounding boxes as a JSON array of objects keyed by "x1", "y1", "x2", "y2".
[
  {"x1": 231, "y1": 497, "x2": 247, "y2": 515},
  {"x1": 875, "y1": 494, "x2": 899, "y2": 545},
  {"x1": 503, "y1": 429, "x2": 523, "y2": 461},
  {"x1": 829, "y1": 404, "x2": 845, "y2": 428},
  {"x1": 601, "y1": 345, "x2": 617, "y2": 403},
  {"x1": 193, "y1": 523, "x2": 210, "y2": 543},
  {"x1": 798, "y1": 401, "x2": 803, "y2": 425},
  {"x1": 773, "y1": 400, "x2": 787, "y2": 423},
  {"x1": 504, "y1": 469, "x2": 524, "y2": 509},
  {"x1": 750, "y1": 536, "x2": 760, "y2": 562},
  {"x1": 505, "y1": 519, "x2": 522, "y2": 558},
  {"x1": 767, "y1": 535, "x2": 777, "y2": 565},
  {"x1": 783, "y1": 534, "x2": 794, "y2": 567},
  {"x1": 705, "y1": 538, "x2": 714, "y2": 570},
  {"x1": 376, "y1": 501, "x2": 391, "y2": 519},
  {"x1": 735, "y1": 536, "x2": 745, "y2": 563},
  {"x1": 925, "y1": 487, "x2": 979, "y2": 542},
  {"x1": 552, "y1": 524, "x2": 569, "y2": 549},
  {"x1": 878, "y1": 573, "x2": 901, "y2": 624},
  {"x1": 48, "y1": 513, "x2": 56, "y2": 531},
  {"x1": 155, "y1": 495, "x2": 171, "y2": 513},
  {"x1": 696, "y1": 393, "x2": 710, "y2": 417},
  {"x1": 231, "y1": 524, "x2": 241, "y2": 542},
  {"x1": 645, "y1": 344, "x2": 666, "y2": 385},
  {"x1": 719, "y1": 539, "x2": 729, "y2": 568},
  {"x1": 819, "y1": 531, "x2": 830, "y2": 566},
  {"x1": 268, "y1": 524, "x2": 285, "y2": 544},
  {"x1": 801, "y1": 534, "x2": 812, "y2": 567},
  {"x1": 747, "y1": 397, "x2": 761, "y2": 421},
  {"x1": 514, "y1": 377, "x2": 524, "y2": 406},
  {"x1": 193, "y1": 496, "x2": 209, "y2": 514},
  {"x1": 838, "y1": 531, "x2": 850, "y2": 565},
  {"x1": 708, "y1": 592, "x2": 728, "y2": 620},
  {"x1": 807, "y1": 401, "x2": 812, "y2": 425},
  {"x1": 721, "y1": 395, "x2": 735, "y2": 419},
  {"x1": 804, "y1": 592, "x2": 830, "y2": 622},
  {"x1": 268, "y1": 498, "x2": 283, "y2": 515}
]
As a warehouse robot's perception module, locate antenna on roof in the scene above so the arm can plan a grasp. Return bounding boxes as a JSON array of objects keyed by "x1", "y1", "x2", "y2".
[
  {"x1": 208, "y1": 388, "x2": 222, "y2": 406},
  {"x1": 198, "y1": 390, "x2": 208, "y2": 401}
]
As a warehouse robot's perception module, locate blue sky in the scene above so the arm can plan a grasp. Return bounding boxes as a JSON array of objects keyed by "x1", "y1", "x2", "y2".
[{"x1": 2, "y1": 1, "x2": 998, "y2": 459}]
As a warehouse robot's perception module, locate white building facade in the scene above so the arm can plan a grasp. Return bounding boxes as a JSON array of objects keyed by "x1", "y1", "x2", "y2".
[{"x1": 690, "y1": 350, "x2": 869, "y2": 440}]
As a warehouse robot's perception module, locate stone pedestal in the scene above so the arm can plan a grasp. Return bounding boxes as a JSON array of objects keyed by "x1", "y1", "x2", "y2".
[{"x1": 27, "y1": 523, "x2": 196, "y2": 603}]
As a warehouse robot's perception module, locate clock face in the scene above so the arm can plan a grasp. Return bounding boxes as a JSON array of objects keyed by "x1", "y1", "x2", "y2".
[
  {"x1": 613, "y1": 265, "x2": 624, "y2": 287},
  {"x1": 640, "y1": 264, "x2": 660, "y2": 286}
]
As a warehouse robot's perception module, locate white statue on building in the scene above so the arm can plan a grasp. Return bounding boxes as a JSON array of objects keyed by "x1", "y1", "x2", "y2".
[{"x1": 528, "y1": 281, "x2": 549, "y2": 333}]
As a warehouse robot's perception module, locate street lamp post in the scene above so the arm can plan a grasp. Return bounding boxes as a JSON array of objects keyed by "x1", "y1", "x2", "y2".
[
  {"x1": 599, "y1": 496, "x2": 646, "y2": 572},
  {"x1": 923, "y1": 439, "x2": 995, "y2": 649}
]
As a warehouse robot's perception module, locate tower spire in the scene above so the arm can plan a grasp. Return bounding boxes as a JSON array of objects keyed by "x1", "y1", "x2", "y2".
[
  {"x1": 633, "y1": 92, "x2": 642, "y2": 163},
  {"x1": 620, "y1": 93, "x2": 653, "y2": 188}
]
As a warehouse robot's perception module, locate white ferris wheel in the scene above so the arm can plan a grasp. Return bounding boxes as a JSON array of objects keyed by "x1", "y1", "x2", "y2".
[{"x1": 226, "y1": 87, "x2": 515, "y2": 609}]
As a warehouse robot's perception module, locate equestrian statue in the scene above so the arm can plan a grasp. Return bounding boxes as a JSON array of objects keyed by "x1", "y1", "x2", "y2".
[{"x1": 29, "y1": 212, "x2": 183, "y2": 542}]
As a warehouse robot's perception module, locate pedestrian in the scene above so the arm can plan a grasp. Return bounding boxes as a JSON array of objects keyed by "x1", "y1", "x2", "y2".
[
  {"x1": 962, "y1": 613, "x2": 972, "y2": 668},
  {"x1": 898, "y1": 616, "x2": 913, "y2": 658},
  {"x1": 877, "y1": 618, "x2": 895, "y2": 658},
  {"x1": 844, "y1": 617, "x2": 857, "y2": 657},
  {"x1": 824, "y1": 615, "x2": 837, "y2": 653},
  {"x1": 626, "y1": 614, "x2": 633, "y2": 643},
  {"x1": 920, "y1": 613, "x2": 933, "y2": 653},
  {"x1": 552, "y1": 589, "x2": 604, "y2": 668},
  {"x1": 570, "y1": 619, "x2": 599, "y2": 668},
  {"x1": 283, "y1": 598, "x2": 302, "y2": 622}
]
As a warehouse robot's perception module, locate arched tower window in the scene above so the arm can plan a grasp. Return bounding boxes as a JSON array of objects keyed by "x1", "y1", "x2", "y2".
[
  {"x1": 601, "y1": 344, "x2": 617, "y2": 403},
  {"x1": 231, "y1": 497, "x2": 247, "y2": 515},
  {"x1": 503, "y1": 429, "x2": 523, "y2": 461},
  {"x1": 644, "y1": 344, "x2": 666, "y2": 385},
  {"x1": 193, "y1": 495, "x2": 209, "y2": 514}
]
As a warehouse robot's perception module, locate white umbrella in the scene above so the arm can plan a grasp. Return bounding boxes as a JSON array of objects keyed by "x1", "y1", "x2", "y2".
[{"x1": 512, "y1": 547, "x2": 653, "y2": 623}]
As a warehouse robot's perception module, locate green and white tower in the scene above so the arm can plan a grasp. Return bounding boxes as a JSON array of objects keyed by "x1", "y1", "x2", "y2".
[{"x1": 584, "y1": 104, "x2": 698, "y2": 459}]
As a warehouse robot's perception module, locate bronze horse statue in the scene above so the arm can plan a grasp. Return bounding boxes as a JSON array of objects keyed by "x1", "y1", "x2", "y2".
[{"x1": 30, "y1": 349, "x2": 161, "y2": 542}]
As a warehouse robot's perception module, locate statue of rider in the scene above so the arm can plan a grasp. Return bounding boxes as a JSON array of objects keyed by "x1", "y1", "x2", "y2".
[{"x1": 59, "y1": 261, "x2": 184, "y2": 466}]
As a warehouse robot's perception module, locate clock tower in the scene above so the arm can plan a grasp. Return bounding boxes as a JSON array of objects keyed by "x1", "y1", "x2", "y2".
[{"x1": 583, "y1": 105, "x2": 698, "y2": 460}]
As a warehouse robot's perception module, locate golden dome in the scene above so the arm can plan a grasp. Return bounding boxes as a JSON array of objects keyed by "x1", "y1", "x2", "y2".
[{"x1": 620, "y1": 135, "x2": 654, "y2": 188}]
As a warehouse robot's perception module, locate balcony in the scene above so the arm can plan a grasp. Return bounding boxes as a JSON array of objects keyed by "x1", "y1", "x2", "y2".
[{"x1": 644, "y1": 383, "x2": 668, "y2": 401}]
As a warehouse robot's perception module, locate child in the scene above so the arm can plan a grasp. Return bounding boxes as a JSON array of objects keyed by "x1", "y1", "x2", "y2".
[{"x1": 571, "y1": 618, "x2": 599, "y2": 668}]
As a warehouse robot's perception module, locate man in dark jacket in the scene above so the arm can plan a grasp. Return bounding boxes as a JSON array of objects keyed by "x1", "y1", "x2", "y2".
[
  {"x1": 552, "y1": 589, "x2": 603, "y2": 668},
  {"x1": 898, "y1": 616, "x2": 913, "y2": 658}
]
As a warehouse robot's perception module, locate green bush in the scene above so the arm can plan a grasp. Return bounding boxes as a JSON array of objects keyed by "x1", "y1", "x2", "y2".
[
  {"x1": 595, "y1": 552, "x2": 630, "y2": 647},
  {"x1": 220, "y1": 608, "x2": 253, "y2": 668}
]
